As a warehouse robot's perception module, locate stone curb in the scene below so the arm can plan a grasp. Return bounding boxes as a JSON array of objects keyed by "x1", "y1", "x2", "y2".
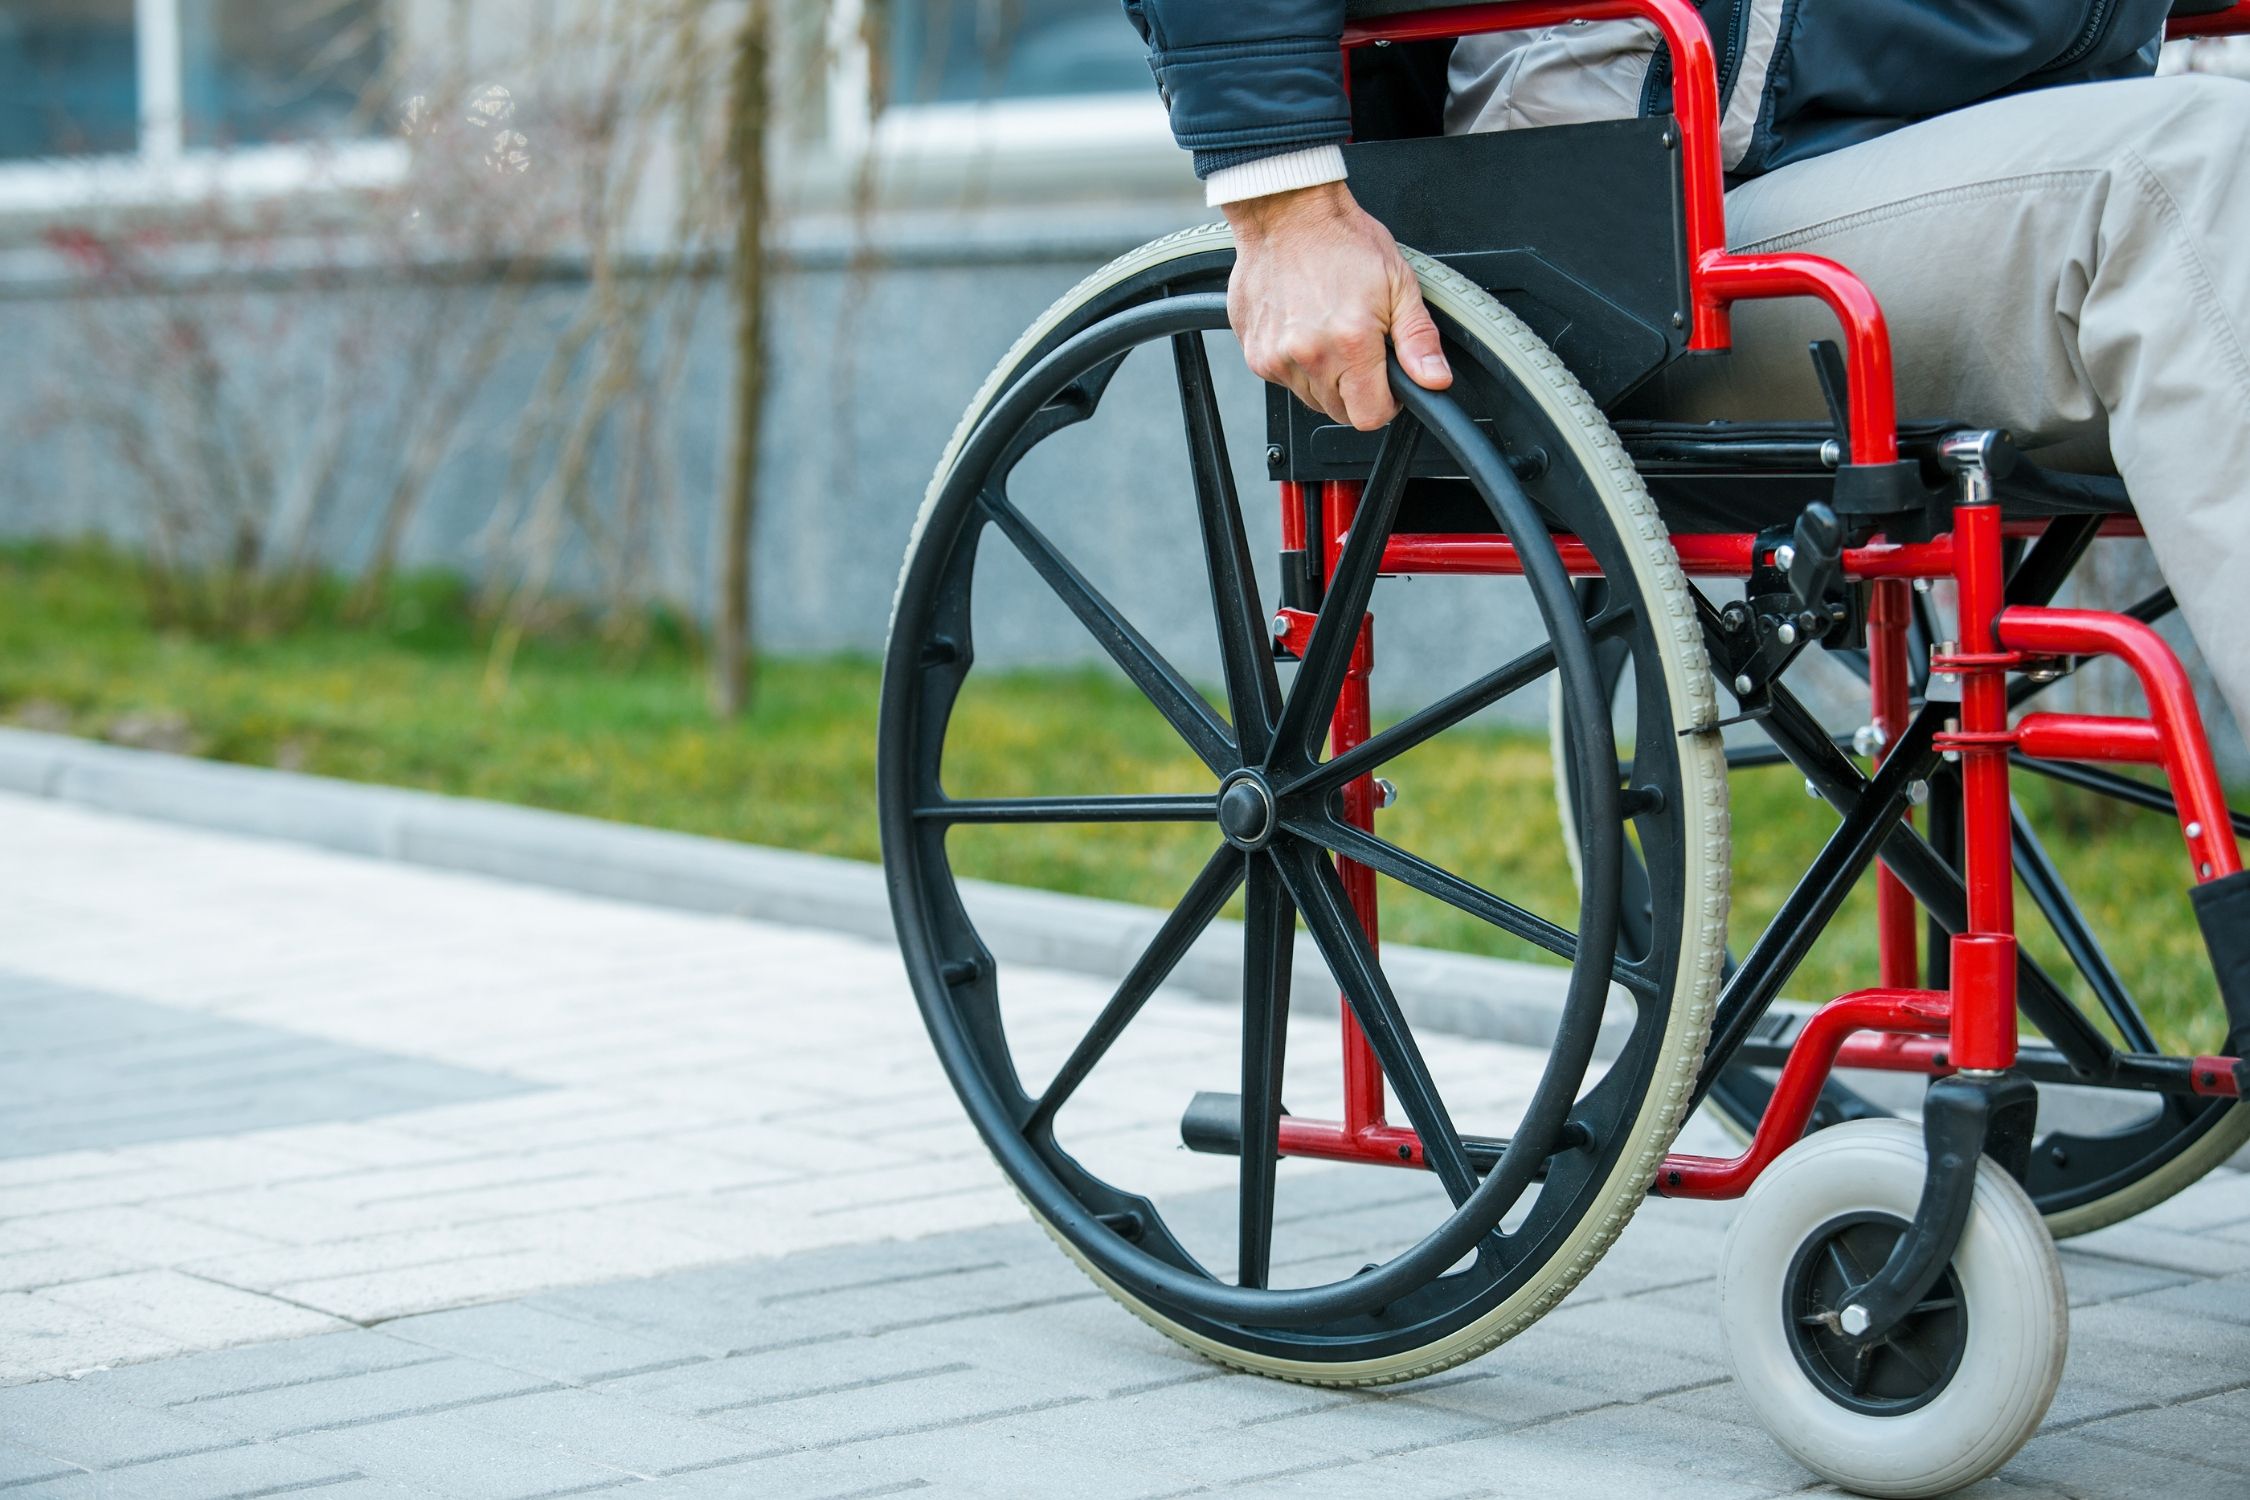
[{"x1": 0, "y1": 726, "x2": 1620, "y2": 1055}]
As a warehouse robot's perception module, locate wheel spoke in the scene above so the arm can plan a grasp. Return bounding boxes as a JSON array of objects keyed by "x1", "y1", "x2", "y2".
[
  {"x1": 1237, "y1": 857, "x2": 1294, "y2": 1289},
  {"x1": 1846, "y1": 1343, "x2": 1876, "y2": 1395},
  {"x1": 1274, "y1": 841, "x2": 1481, "y2": 1207},
  {"x1": 1271, "y1": 414, "x2": 1421, "y2": 763},
  {"x1": 1289, "y1": 606, "x2": 1631, "y2": 800},
  {"x1": 980, "y1": 486, "x2": 1237, "y2": 775},
  {"x1": 920, "y1": 794, "x2": 1217, "y2": 826},
  {"x1": 1027, "y1": 846, "x2": 1246, "y2": 1130},
  {"x1": 1883, "y1": 1336, "x2": 1939, "y2": 1386},
  {"x1": 1288, "y1": 813, "x2": 1589, "y2": 972},
  {"x1": 1173, "y1": 332, "x2": 1282, "y2": 762},
  {"x1": 1827, "y1": 1238, "x2": 1869, "y2": 1286}
]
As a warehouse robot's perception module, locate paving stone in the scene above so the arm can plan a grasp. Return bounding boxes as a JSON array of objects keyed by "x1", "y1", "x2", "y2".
[
  {"x1": 0, "y1": 1442, "x2": 82, "y2": 1487},
  {"x1": 0, "y1": 1294, "x2": 185, "y2": 1382},
  {"x1": 176, "y1": 1358, "x2": 557, "y2": 1441},
  {"x1": 1319, "y1": 1422, "x2": 1776, "y2": 1500},
  {"x1": 2051, "y1": 1251, "x2": 2199, "y2": 1308},
  {"x1": 2065, "y1": 1221, "x2": 2250, "y2": 1278},
  {"x1": 13, "y1": 1206, "x2": 278, "y2": 1268},
  {"x1": 39, "y1": 1271, "x2": 346, "y2": 1348},
  {"x1": 449, "y1": 1388, "x2": 771, "y2": 1476},
  {"x1": 270, "y1": 1249, "x2": 604, "y2": 1323},
  {"x1": 2111, "y1": 1272, "x2": 2250, "y2": 1328},
  {"x1": 0, "y1": 1380, "x2": 242, "y2": 1468},
  {"x1": 0, "y1": 1440, "x2": 353, "y2": 1499},
  {"x1": 2074, "y1": 1387, "x2": 2250, "y2": 1475},
  {"x1": 381, "y1": 1302, "x2": 710, "y2": 1386},
  {"x1": 0, "y1": 1246, "x2": 148, "y2": 1294},
  {"x1": 87, "y1": 1331, "x2": 438, "y2": 1409},
  {"x1": 279, "y1": 1408, "x2": 636, "y2": 1498},
  {"x1": 2003, "y1": 1432, "x2": 2249, "y2": 1500}
]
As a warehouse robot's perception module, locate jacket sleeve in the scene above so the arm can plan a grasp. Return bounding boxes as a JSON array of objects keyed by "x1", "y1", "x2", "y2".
[
  {"x1": 1125, "y1": 0, "x2": 1350, "y2": 178},
  {"x1": 1778, "y1": 0, "x2": 2175, "y2": 118}
]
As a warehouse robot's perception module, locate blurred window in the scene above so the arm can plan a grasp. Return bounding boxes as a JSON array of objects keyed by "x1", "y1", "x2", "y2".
[
  {"x1": 0, "y1": 0, "x2": 384, "y2": 164},
  {"x1": 889, "y1": 0, "x2": 1151, "y2": 106},
  {"x1": 181, "y1": 0, "x2": 388, "y2": 149},
  {"x1": 0, "y1": 1, "x2": 140, "y2": 161}
]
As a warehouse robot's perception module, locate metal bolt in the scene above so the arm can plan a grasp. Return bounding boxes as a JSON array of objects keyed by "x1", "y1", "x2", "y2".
[
  {"x1": 1820, "y1": 439, "x2": 1842, "y2": 469},
  {"x1": 1720, "y1": 601, "x2": 1752, "y2": 633},
  {"x1": 2203, "y1": 863, "x2": 2216, "y2": 879},
  {"x1": 1840, "y1": 1305, "x2": 1872, "y2": 1337},
  {"x1": 1375, "y1": 778, "x2": 1398, "y2": 810},
  {"x1": 1773, "y1": 543, "x2": 1797, "y2": 572},
  {"x1": 1734, "y1": 674, "x2": 1755, "y2": 696},
  {"x1": 1852, "y1": 723, "x2": 1889, "y2": 758},
  {"x1": 1908, "y1": 780, "x2": 1931, "y2": 806},
  {"x1": 1805, "y1": 779, "x2": 1823, "y2": 801},
  {"x1": 2187, "y1": 821, "x2": 2204, "y2": 840},
  {"x1": 1265, "y1": 444, "x2": 1284, "y2": 466},
  {"x1": 1671, "y1": 311, "x2": 1686, "y2": 329},
  {"x1": 1776, "y1": 622, "x2": 1798, "y2": 647},
  {"x1": 1270, "y1": 613, "x2": 1290, "y2": 641}
]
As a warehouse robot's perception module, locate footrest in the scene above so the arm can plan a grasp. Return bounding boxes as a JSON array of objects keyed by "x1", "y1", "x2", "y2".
[{"x1": 1180, "y1": 1091, "x2": 1253, "y2": 1156}]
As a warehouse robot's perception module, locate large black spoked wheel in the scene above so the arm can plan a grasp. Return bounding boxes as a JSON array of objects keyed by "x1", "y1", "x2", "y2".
[
  {"x1": 1554, "y1": 579, "x2": 2250, "y2": 1238},
  {"x1": 878, "y1": 225, "x2": 1730, "y2": 1383}
]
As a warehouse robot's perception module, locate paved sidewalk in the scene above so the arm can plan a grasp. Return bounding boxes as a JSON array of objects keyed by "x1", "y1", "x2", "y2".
[{"x1": 2, "y1": 794, "x2": 2248, "y2": 1497}]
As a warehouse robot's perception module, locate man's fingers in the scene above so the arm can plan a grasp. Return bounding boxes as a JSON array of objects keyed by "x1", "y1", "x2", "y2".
[
  {"x1": 1391, "y1": 286, "x2": 1453, "y2": 392},
  {"x1": 1337, "y1": 353, "x2": 1398, "y2": 433}
]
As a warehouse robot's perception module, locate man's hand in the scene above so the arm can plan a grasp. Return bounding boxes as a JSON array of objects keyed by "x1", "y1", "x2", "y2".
[{"x1": 1223, "y1": 181, "x2": 1452, "y2": 432}]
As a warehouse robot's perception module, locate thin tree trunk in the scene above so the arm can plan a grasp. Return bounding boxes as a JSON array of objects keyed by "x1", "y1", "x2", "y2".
[{"x1": 711, "y1": 0, "x2": 770, "y2": 719}]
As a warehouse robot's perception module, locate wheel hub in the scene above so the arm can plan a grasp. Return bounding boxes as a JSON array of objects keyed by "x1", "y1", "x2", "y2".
[
  {"x1": 1785, "y1": 1211, "x2": 1967, "y2": 1416},
  {"x1": 1217, "y1": 774, "x2": 1278, "y2": 850}
]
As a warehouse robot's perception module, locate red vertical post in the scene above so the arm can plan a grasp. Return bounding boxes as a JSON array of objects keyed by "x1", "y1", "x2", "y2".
[
  {"x1": 1949, "y1": 490, "x2": 2019, "y2": 1071},
  {"x1": 1869, "y1": 579, "x2": 1919, "y2": 988},
  {"x1": 1322, "y1": 480, "x2": 1388, "y2": 1133}
]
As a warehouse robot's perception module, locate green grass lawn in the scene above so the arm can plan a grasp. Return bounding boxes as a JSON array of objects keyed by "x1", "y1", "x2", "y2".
[{"x1": 0, "y1": 543, "x2": 2227, "y2": 1052}]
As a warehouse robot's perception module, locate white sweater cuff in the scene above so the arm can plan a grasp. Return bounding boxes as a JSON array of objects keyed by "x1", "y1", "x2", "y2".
[{"x1": 1203, "y1": 146, "x2": 1349, "y2": 207}]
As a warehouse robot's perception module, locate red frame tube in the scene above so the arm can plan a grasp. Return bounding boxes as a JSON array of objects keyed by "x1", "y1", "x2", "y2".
[
  {"x1": 1869, "y1": 580, "x2": 1918, "y2": 988},
  {"x1": 1996, "y1": 608, "x2": 2245, "y2": 881},
  {"x1": 1371, "y1": 521, "x2": 2139, "y2": 583},
  {"x1": 1660, "y1": 990, "x2": 1953, "y2": 1197},
  {"x1": 1323, "y1": 481, "x2": 1391, "y2": 1134},
  {"x1": 2170, "y1": 3, "x2": 2250, "y2": 38}
]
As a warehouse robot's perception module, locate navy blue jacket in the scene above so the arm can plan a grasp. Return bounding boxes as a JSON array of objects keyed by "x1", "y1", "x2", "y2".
[{"x1": 1127, "y1": 1, "x2": 2173, "y2": 180}]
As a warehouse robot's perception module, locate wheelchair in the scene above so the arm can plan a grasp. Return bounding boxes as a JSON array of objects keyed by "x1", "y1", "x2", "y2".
[{"x1": 877, "y1": 3, "x2": 2250, "y2": 1494}]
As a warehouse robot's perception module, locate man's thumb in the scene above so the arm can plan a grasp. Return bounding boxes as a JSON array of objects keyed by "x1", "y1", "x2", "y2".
[{"x1": 1392, "y1": 291, "x2": 1453, "y2": 391}]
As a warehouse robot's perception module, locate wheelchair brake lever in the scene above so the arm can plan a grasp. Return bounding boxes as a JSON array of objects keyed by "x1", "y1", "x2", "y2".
[{"x1": 1784, "y1": 501, "x2": 1846, "y2": 619}]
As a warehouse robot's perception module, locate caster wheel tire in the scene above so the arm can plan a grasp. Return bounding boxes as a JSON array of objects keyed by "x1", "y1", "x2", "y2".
[{"x1": 1719, "y1": 1119, "x2": 2067, "y2": 1498}]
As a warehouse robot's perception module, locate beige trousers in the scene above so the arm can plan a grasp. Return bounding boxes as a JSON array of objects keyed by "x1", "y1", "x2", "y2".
[{"x1": 1633, "y1": 75, "x2": 2250, "y2": 738}]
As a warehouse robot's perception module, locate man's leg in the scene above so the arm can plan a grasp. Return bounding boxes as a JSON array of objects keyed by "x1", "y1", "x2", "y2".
[{"x1": 1640, "y1": 75, "x2": 2250, "y2": 737}]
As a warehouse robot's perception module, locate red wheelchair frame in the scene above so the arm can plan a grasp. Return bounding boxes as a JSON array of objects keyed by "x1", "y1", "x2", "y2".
[{"x1": 1267, "y1": 0, "x2": 2250, "y2": 1192}]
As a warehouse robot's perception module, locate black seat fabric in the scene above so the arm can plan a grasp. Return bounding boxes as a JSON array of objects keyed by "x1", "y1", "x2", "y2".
[
  {"x1": 1613, "y1": 421, "x2": 2132, "y2": 534},
  {"x1": 1393, "y1": 421, "x2": 2130, "y2": 540}
]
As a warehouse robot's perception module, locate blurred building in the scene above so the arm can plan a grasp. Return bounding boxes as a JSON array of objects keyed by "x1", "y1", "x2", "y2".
[
  {"x1": 0, "y1": 6, "x2": 2242, "y2": 762},
  {"x1": 0, "y1": 0, "x2": 1207, "y2": 667}
]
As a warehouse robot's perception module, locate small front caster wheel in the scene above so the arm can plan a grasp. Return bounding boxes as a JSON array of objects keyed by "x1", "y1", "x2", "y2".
[{"x1": 1718, "y1": 1119, "x2": 2067, "y2": 1498}]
